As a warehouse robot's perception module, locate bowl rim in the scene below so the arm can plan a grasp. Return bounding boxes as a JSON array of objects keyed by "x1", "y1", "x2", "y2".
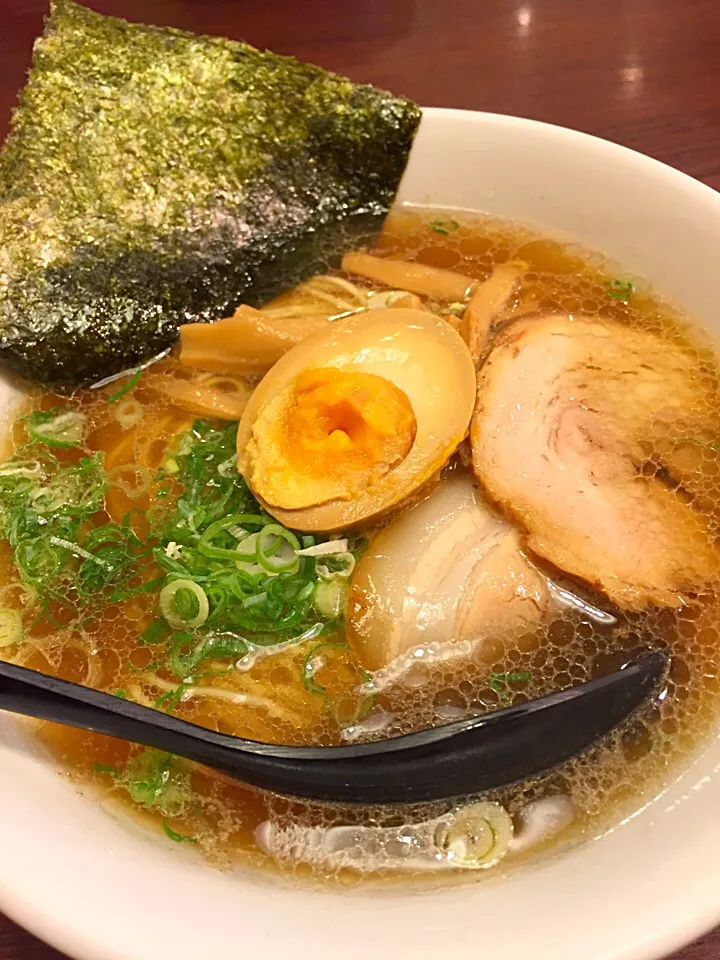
[
  {"x1": 426, "y1": 107, "x2": 720, "y2": 208},
  {"x1": 1, "y1": 106, "x2": 720, "y2": 960}
]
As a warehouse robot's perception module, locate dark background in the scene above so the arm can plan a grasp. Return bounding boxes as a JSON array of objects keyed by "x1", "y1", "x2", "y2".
[{"x1": 1, "y1": 0, "x2": 719, "y2": 957}]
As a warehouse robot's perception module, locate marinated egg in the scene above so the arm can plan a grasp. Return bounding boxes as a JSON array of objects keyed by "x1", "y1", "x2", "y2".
[{"x1": 236, "y1": 308, "x2": 476, "y2": 531}]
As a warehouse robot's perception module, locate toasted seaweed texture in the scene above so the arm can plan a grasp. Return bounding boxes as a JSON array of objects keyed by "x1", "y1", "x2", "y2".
[{"x1": 0, "y1": 0, "x2": 421, "y2": 386}]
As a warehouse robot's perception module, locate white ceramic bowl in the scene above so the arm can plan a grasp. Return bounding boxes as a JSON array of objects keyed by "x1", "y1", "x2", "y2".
[{"x1": 2, "y1": 108, "x2": 720, "y2": 960}]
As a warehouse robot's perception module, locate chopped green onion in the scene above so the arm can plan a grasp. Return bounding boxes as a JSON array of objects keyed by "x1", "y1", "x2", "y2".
[
  {"x1": 434, "y1": 802, "x2": 513, "y2": 868},
  {"x1": 24, "y1": 408, "x2": 85, "y2": 448},
  {"x1": 141, "y1": 618, "x2": 171, "y2": 645},
  {"x1": 143, "y1": 421, "x2": 362, "y2": 668},
  {"x1": 25, "y1": 454, "x2": 106, "y2": 517},
  {"x1": 0, "y1": 444, "x2": 142, "y2": 615},
  {"x1": 198, "y1": 514, "x2": 266, "y2": 562},
  {"x1": 314, "y1": 579, "x2": 349, "y2": 619},
  {"x1": 107, "y1": 368, "x2": 143, "y2": 403},
  {"x1": 234, "y1": 533, "x2": 264, "y2": 574},
  {"x1": 116, "y1": 750, "x2": 190, "y2": 816},
  {"x1": 167, "y1": 631, "x2": 248, "y2": 678},
  {"x1": 256, "y1": 524, "x2": 301, "y2": 573},
  {"x1": 159, "y1": 579, "x2": 209, "y2": 630},
  {"x1": 49, "y1": 536, "x2": 112, "y2": 568},
  {"x1": 94, "y1": 763, "x2": 119, "y2": 777},
  {"x1": 242, "y1": 592, "x2": 268, "y2": 609},
  {"x1": 231, "y1": 562, "x2": 265, "y2": 588},
  {"x1": 0, "y1": 608, "x2": 22, "y2": 647},
  {"x1": 295, "y1": 582, "x2": 316, "y2": 603},
  {"x1": 0, "y1": 460, "x2": 43, "y2": 479},
  {"x1": 488, "y1": 671, "x2": 532, "y2": 701},
  {"x1": 603, "y1": 278, "x2": 634, "y2": 301},
  {"x1": 15, "y1": 539, "x2": 64, "y2": 584},
  {"x1": 154, "y1": 682, "x2": 189, "y2": 713},
  {"x1": 217, "y1": 456, "x2": 237, "y2": 478},
  {"x1": 491, "y1": 671, "x2": 532, "y2": 685},
  {"x1": 430, "y1": 218, "x2": 460, "y2": 236},
  {"x1": 316, "y1": 552, "x2": 355, "y2": 579},
  {"x1": 302, "y1": 640, "x2": 346, "y2": 699},
  {"x1": 446, "y1": 301, "x2": 466, "y2": 316},
  {"x1": 114, "y1": 398, "x2": 145, "y2": 430},
  {"x1": 162, "y1": 818, "x2": 198, "y2": 844}
]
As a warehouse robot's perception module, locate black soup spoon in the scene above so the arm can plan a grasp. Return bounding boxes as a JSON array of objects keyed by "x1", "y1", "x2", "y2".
[{"x1": 0, "y1": 651, "x2": 667, "y2": 804}]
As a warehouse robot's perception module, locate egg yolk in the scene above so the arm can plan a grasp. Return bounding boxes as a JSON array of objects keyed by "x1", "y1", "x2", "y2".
[{"x1": 246, "y1": 368, "x2": 417, "y2": 509}]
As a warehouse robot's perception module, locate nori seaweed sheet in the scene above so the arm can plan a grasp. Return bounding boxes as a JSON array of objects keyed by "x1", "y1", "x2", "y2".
[{"x1": 0, "y1": 1, "x2": 421, "y2": 386}]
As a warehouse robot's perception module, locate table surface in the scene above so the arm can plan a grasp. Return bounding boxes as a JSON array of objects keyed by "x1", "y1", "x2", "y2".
[{"x1": 1, "y1": 0, "x2": 719, "y2": 957}]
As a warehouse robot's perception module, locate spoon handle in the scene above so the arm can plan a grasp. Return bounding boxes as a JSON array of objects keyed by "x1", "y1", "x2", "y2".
[
  {"x1": 0, "y1": 659, "x2": 222, "y2": 762},
  {"x1": 0, "y1": 653, "x2": 667, "y2": 804}
]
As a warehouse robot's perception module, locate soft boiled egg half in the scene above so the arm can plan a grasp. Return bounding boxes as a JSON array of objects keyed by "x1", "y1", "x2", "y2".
[{"x1": 236, "y1": 308, "x2": 476, "y2": 531}]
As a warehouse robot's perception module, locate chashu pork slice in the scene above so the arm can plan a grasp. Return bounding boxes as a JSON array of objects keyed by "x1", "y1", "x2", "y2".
[
  {"x1": 471, "y1": 314, "x2": 720, "y2": 609},
  {"x1": 347, "y1": 473, "x2": 547, "y2": 672}
]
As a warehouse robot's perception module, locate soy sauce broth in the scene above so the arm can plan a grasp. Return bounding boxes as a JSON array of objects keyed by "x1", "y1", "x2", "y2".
[{"x1": 2, "y1": 206, "x2": 720, "y2": 883}]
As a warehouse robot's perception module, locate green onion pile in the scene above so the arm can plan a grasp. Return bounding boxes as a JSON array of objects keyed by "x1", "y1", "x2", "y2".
[
  {"x1": 0, "y1": 409, "x2": 362, "y2": 681},
  {"x1": 147, "y1": 420, "x2": 363, "y2": 680},
  {"x1": 96, "y1": 749, "x2": 192, "y2": 832},
  {"x1": 0, "y1": 409, "x2": 146, "y2": 621}
]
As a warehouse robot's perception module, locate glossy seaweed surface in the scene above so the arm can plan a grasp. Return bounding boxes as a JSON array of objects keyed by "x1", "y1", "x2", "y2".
[{"x1": 0, "y1": 0, "x2": 420, "y2": 386}]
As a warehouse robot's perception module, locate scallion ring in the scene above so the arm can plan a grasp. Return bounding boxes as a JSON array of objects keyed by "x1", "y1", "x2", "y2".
[
  {"x1": 0, "y1": 608, "x2": 22, "y2": 647},
  {"x1": 314, "y1": 579, "x2": 349, "y2": 619},
  {"x1": 434, "y1": 802, "x2": 513, "y2": 869},
  {"x1": 198, "y1": 514, "x2": 266, "y2": 562},
  {"x1": 114, "y1": 399, "x2": 145, "y2": 430},
  {"x1": 159, "y1": 579, "x2": 209, "y2": 630},
  {"x1": 256, "y1": 525, "x2": 301, "y2": 573},
  {"x1": 231, "y1": 566, "x2": 264, "y2": 591},
  {"x1": 234, "y1": 534, "x2": 269, "y2": 579},
  {"x1": 316, "y1": 551, "x2": 356, "y2": 580}
]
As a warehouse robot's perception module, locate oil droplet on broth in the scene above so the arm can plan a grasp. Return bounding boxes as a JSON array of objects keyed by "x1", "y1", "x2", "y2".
[{"x1": 2, "y1": 206, "x2": 720, "y2": 885}]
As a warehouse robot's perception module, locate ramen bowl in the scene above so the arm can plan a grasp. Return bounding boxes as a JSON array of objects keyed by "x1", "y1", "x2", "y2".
[{"x1": 1, "y1": 108, "x2": 720, "y2": 960}]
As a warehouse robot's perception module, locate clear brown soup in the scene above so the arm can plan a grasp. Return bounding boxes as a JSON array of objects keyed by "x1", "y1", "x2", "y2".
[{"x1": 2, "y1": 207, "x2": 720, "y2": 883}]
